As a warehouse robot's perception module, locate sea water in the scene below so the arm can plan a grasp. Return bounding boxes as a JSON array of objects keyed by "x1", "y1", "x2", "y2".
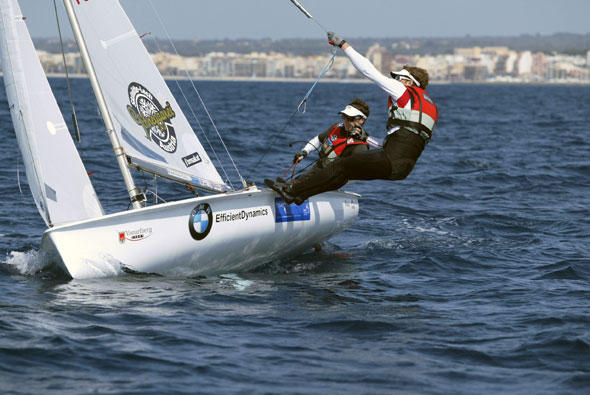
[{"x1": 0, "y1": 79, "x2": 589, "y2": 394}]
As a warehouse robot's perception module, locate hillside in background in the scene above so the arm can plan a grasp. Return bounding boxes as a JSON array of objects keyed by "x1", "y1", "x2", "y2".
[{"x1": 33, "y1": 33, "x2": 590, "y2": 56}]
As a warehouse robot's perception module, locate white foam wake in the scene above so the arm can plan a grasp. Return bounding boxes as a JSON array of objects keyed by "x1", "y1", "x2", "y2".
[{"x1": 3, "y1": 250, "x2": 44, "y2": 275}]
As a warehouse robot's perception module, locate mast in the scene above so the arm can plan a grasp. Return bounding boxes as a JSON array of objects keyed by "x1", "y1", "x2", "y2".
[{"x1": 62, "y1": 0, "x2": 144, "y2": 209}]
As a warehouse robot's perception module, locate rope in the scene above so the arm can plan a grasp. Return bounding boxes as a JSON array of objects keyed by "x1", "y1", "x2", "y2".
[
  {"x1": 146, "y1": 0, "x2": 242, "y2": 189},
  {"x1": 280, "y1": 162, "x2": 298, "y2": 181},
  {"x1": 298, "y1": 48, "x2": 337, "y2": 113},
  {"x1": 244, "y1": 48, "x2": 337, "y2": 181}
]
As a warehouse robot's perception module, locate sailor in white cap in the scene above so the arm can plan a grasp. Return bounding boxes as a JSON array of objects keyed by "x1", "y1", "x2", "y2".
[
  {"x1": 291, "y1": 98, "x2": 375, "y2": 169},
  {"x1": 266, "y1": 32, "x2": 439, "y2": 205}
]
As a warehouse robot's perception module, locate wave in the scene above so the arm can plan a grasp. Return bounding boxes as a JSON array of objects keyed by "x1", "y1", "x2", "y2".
[
  {"x1": 2, "y1": 249, "x2": 44, "y2": 276},
  {"x1": 516, "y1": 337, "x2": 590, "y2": 356},
  {"x1": 305, "y1": 319, "x2": 398, "y2": 334},
  {"x1": 534, "y1": 261, "x2": 588, "y2": 281}
]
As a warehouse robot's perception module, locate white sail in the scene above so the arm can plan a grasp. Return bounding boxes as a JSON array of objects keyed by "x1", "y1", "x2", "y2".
[
  {"x1": 0, "y1": 0, "x2": 103, "y2": 227},
  {"x1": 68, "y1": 0, "x2": 230, "y2": 193}
]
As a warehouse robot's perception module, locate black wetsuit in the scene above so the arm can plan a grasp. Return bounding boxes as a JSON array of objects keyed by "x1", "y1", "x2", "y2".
[{"x1": 289, "y1": 128, "x2": 425, "y2": 200}]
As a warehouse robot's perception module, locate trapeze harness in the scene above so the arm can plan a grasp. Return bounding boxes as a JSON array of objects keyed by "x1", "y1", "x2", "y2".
[
  {"x1": 387, "y1": 86, "x2": 439, "y2": 144},
  {"x1": 318, "y1": 123, "x2": 368, "y2": 166}
]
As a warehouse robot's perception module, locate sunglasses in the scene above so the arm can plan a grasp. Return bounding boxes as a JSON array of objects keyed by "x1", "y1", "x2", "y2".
[
  {"x1": 394, "y1": 75, "x2": 412, "y2": 82},
  {"x1": 343, "y1": 114, "x2": 363, "y2": 122}
]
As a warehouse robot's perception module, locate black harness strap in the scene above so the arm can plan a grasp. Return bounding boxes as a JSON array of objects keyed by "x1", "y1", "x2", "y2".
[{"x1": 389, "y1": 121, "x2": 432, "y2": 139}]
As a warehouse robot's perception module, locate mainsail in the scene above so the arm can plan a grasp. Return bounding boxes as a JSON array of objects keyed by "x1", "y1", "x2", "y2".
[
  {"x1": 68, "y1": 0, "x2": 230, "y2": 193},
  {"x1": 0, "y1": 0, "x2": 103, "y2": 227}
]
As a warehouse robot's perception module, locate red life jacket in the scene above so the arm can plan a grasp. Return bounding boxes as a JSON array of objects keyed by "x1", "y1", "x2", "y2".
[
  {"x1": 387, "y1": 86, "x2": 439, "y2": 142},
  {"x1": 320, "y1": 123, "x2": 368, "y2": 161}
]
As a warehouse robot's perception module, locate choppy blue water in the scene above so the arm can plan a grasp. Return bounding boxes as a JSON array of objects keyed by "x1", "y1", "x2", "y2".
[{"x1": 1, "y1": 79, "x2": 589, "y2": 394}]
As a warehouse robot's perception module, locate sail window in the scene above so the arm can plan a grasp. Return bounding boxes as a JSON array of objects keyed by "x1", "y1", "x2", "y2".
[{"x1": 45, "y1": 184, "x2": 57, "y2": 202}]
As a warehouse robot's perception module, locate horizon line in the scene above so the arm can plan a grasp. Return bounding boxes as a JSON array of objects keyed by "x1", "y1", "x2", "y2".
[{"x1": 29, "y1": 32, "x2": 590, "y2": 41}]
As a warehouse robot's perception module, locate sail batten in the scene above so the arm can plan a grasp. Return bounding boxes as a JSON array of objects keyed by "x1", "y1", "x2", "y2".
[
  {"x1": 100, "y1": 30, "x2": 136, "y2": 49},
  {"x1": 0, "y1": 0, "x2": 103, "y2": 226},
  {"x1": 68, "y1": 0, "x2": 229, "y2": 193}
]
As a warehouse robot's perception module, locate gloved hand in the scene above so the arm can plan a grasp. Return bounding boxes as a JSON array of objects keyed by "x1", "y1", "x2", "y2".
[
  {"x1": 293, "y1": 150, "x2": 307, "y2": 164},
  {"x1": 327, "y1": 31, "x2": 346, "y2": 48}
]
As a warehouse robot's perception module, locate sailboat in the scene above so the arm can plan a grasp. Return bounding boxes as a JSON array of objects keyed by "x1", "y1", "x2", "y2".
[{"x1": 0, "y1": 0, "x2": 359, "y2": 279}]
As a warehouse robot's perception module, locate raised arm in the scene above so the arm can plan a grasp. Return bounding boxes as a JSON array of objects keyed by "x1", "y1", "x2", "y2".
[
  {"x1": 343, "y1": 45, "x2": 407, "y2": 101},
  {"x1": 328, "y1": 32, "x2": 407, "y2": 102}
]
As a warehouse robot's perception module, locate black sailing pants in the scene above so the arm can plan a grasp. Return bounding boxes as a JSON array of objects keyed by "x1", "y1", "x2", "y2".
[{"x1": 290, "y1": 128, "x2": 426, "y2": 200}]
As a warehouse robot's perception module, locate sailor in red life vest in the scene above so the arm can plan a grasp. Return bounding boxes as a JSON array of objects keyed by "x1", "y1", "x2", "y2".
[
  {"x1": 293, "y1": 98, "x2": 378, "y2": 170},
  {"x1": 269, "y1": 32, "x2": 439, "y2": 205}
]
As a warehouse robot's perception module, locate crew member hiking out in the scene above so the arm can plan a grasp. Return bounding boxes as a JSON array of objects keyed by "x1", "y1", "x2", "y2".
[
  {"x1": 293, "y1": 98, "x2": 375, "y2": 169},
  {"x1": 267, "y1": 32, "x2": 439, "y2": 204},
  {"x1": 266, "y1": 98, "x2": 376, "y2": 203}
]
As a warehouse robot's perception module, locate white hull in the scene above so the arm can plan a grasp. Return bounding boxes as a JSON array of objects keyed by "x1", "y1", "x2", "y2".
[{"x1": 40, "y1": 188, "x2": 359, "y2": 279}]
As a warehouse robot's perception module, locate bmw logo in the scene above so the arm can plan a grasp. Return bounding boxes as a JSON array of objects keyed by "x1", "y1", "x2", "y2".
[{"x1": 188, "y1": 203, "x2": 213, "y2": 240}]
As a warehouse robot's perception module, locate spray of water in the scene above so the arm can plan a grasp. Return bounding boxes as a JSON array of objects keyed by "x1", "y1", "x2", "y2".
[{"x1": 3, "y1": 250, "x2": 44, "y2": 275}]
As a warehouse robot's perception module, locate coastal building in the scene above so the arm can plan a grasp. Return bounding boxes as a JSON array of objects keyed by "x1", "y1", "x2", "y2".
[
  {"x1": 517, "y1": 51, "x2": 533, "y2": 77},
  {"x1": 366, "y1": 44, "x2": 394, "y2": 75},
  {"x1": 6, "y1": 42, "x2": 587, "y2": 84}
]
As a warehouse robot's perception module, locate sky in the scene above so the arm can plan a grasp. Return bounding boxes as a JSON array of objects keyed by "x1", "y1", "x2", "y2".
[{"x1": 17, "y1": 0, "x2": 590, "y2": 40}]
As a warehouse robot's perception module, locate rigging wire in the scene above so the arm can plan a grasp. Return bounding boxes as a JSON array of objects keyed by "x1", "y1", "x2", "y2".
[
  {"x1": 52, "y1": 0, "x2": 98, "y2": 179},
  {"x1": 143, "y1": 175, "x2": 167, "y2": 206},
  {"x1": 52, "y1": 0, "x2": 81, "y2": 144},
  {"x1": 143, "y1": 0, "x2": 334, "y2": 186},
  {"x1": 244, "y1": 0, "x2": 336, "y2": 180},
  {"x1": 144, "y1": 34, "x2": 234, "y2": 190},
  {"x1": 288, "y1": 0, "x2": 330, "y2": 34},
  {"x1": 146, "y1": 0, "x2": 244, "y2": 189},
  {"x1": 243, "y1": 48, "x2": 336, "y2": 181}
]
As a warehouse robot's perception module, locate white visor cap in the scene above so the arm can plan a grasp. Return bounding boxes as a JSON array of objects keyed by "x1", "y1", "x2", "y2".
[
  {"x1": 390, "y1": 68, "x2": 421, "y2": 87},
  {"x1": 339, "y1": 105, "x2": 367, "y2": 119}
]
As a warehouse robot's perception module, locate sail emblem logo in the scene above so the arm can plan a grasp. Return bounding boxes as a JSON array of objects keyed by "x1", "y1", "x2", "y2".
[
  {"x1": 189, "y1": 203, "x2": 213, "y2": 240},
  {"x1": 127, "y1": 82, "x2": 178, "y2": 153}
]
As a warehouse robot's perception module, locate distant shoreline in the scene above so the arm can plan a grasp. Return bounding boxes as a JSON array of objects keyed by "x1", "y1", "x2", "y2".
[
  {"x1": 46, "y1": 73, "x2": 590, "y2": 86},
  {"x1": 2, "y1": 72, "x2": 589, "y2": 85}
]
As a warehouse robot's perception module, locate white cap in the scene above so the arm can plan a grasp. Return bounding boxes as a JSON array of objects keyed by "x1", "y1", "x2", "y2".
[
  {"x1": 338, "y1": 105, "x2": 367, "y2": 119},
  {"x1": 390, "y1": 68, "x2": 421, "y2": 87}
]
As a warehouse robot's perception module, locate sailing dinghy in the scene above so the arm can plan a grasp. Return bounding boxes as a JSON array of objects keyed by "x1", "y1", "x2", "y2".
[{"x1": 0, "y1": 0, "x2": 359, "y2": 279}]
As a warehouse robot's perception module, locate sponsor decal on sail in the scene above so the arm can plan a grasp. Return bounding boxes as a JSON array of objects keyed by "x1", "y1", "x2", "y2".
[
  {"x1": 182, "y1": 152, "x2": 202, "y2": 168},
  {"x1": 127, "y1": 82, "x2": 177, "y2": 153}
]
